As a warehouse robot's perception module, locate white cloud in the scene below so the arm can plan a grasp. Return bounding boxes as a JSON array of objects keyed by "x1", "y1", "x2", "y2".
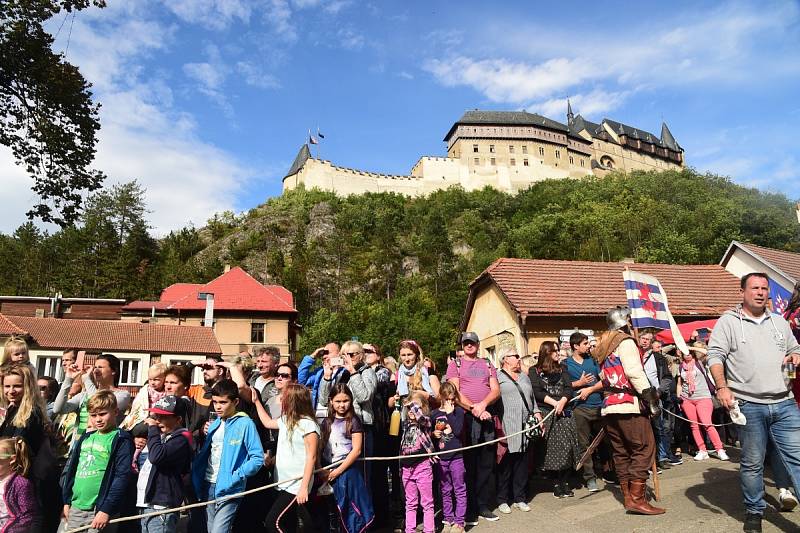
[
  {"x1": 236, "y1": 61, "x2": 281, "y2": 89},
  {"x1": 163, "y1": 0, "x2": 252, "y2": 30},
  {"x1": 182, "y1": 44, "x2": 235, "y2": 115},
  {"x1": 423, "y1": 2, "x2": 800, "y2": 115},
  {"x1": 527, "y1": 90, "x2": 631, "y2": 120},
  {"x1": 337, "y1": 28, "x2": 364, "y2": 50},
  {"x1": 265, "y1": 0, "x2": 297, "y2": 42},
  {"x1": 396, "y1": 71, "x2": 414, "y2": 80},
  {"x1": 1, "y1": 2, "x2": 250, "y2": 235}
]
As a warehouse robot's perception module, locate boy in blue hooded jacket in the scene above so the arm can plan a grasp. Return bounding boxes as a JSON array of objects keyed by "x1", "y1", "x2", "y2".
[{"x1": 192, "y1": 379, "x2": 264, "y2": 533}]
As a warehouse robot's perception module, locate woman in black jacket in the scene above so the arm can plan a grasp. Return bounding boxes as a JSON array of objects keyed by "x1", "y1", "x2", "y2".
[{"x1": 530, "y1": 341, "x2": 580, "y2": 498}]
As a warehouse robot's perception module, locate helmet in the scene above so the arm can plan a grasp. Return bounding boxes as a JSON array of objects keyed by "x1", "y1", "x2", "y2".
[{"x1": 606, "y1": 305, "x2": 631, "y2": 330}]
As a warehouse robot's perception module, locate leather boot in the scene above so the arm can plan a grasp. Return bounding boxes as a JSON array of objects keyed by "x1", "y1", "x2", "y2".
[
  {"x1": 627, "y1": 480, "x2": 665, "y2": 515},
  {"x1": 619, "y1": 480, "x2": 634, "y2": 511}
]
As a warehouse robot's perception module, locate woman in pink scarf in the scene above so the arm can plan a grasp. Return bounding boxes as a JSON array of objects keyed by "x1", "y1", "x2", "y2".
[{"x1": 676, "y1": 347, "x2": 727, "y2": 461}]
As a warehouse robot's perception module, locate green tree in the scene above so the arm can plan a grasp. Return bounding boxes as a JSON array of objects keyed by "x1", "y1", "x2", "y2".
[{"x1": 1, "y1": 0, "x2": 107, "y2": 226}]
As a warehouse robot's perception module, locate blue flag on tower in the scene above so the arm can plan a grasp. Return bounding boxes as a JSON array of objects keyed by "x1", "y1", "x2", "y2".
[
  {"x1": 769, "y1": 278, "x2": 791, "y2": 314},
  {"x1": 623, "y1": 269, "x2": 689, "y2": 354}
]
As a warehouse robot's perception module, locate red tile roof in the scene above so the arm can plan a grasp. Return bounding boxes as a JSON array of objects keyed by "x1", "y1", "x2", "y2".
[
  {"x1": 733, "y1": 242, "x2": 800, "y2": 283},
  {"x1": 0, "y1": 314, "x2": 26, "y2": 336},
  {"x1": 472, "y1": 258, "x2": 742, "y2": 317},
  {"x1": 124, "y1": 267, "x2": 296, "y2": 314},
  {"x1": 2, "y1": 314, "x2": 221, "y2": 355}
]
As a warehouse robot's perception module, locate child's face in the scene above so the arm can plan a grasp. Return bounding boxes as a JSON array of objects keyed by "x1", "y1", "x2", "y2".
[
  {"x1": 212, "y1": 395, "x2": 238, "y2": 419},
  {"x1": 331, "y1": 392, "x2": 351, "y2": 417},
  {"x1": 399, "y1": 349, "x2": 417, "y2": 368},
  {"x1": 3, "y1": 375, "x2": 24, "y2": 406},
  {"x1": 148, "y1": 372, "x2": 165, "y2": 391},
  {"x1": 134, "y1": 436, "x2": 147, "y2": 450},
  {"x1": 0, "y1": 454, "x2": 14, "y2": 477},
  {"x1": 89, "y1": 408, "x2": 118, "y2": 433},
  {"x1": 9, "y1": 347, "x2": 27, "y2": 363},
  {"x1": 154, "y1": 413, "x2": 181, "y2": 433}
]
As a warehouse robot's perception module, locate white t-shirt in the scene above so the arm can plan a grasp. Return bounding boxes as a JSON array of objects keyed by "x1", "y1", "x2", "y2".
[
  {"x1": 136, "y1": 447, "x2": 167, "y2": 510},
  {"x1": 275, "y1": 416, "x2": 319, "y2": 495},
  {"x1": 255, "y1": 376, "x2": 269, "y2": 392},
  {"x1": 205, "y1": 420, "x2": 226, "y2": 483},
  {"x1": 0, "y1": 476, "x2": 9, "y2": 529}
]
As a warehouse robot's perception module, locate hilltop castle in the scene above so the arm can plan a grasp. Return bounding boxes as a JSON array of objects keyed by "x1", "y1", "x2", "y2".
[{"x1": 283, "y1": 105, "x2": 684, "y2": 197}]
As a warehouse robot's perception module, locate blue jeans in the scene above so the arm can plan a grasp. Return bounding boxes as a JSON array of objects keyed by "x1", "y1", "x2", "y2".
[
  {"x1": 653, "y1": 409, "x2": 670, "y2": 460},
  {"x1": 738, "y1": 399, "x2": 800, "y2": 514},
  {"x1": 140, "y1": 508, "x2": 178, "y2": 533},
  {"x1": 205, "y1": 483, "x2": 242, "y2": 533}
]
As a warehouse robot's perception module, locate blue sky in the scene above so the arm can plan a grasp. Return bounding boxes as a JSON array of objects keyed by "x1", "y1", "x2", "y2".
[{"x1": 2, "y1": 0, "x2": 799, "y2": 234}]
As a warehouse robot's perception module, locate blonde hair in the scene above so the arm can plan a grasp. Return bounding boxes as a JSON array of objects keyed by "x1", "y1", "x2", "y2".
[
  {"x1": 87, "y1": 389, "x2": 118, "y2": 413},
  {"x1": 0, "y1": 364, "x2": 46, "y2": 429},
  {"x1": 0, "y1": 437, "x2": 30, "y2": 477},
  {"x1": 405, "y1": 390, "x2": 430, "y2": 417},
  {"x1": 438, "y1": 381, "x2": 458, "y2": 401},
  {"x1": 2, "y1": 338, "x2": 28, "y2": 366},
  {"x1": 148, "y1": 363, "x2": 167, "y2": 377}
]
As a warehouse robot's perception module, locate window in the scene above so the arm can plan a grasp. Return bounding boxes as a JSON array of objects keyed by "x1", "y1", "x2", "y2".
[
  {"x1": 490, "y1": 157, "x2": 496, "y2": 166},
  {"x1": 251, "y1": 322, "x2": 265, "y2": 343},
  {"x1": 510, "y1": 158, "x2": 516, "y2": 166},
  {"x1": 36, "y1": 356, "x2": 64, "y2": 380},
  {"x1": 555, "y1": 150, "x2": 561, "y2": 159},
  {"x1": 539, "y1": 147, "x2": 545, "y2": 156},
  {"x1": 523, "y1": 159, "x2": 529, "y2": 166},
  {"x1": 119, "y1": 358, "x2": 141, "y2": 386},
  {"x1": 580, "y1": 159, "x2": 585, "y2": 167},
  {"x1": 489, "y1": 144, "x2": 495, "y2": 153},
  {"x1": 509, "y1": 145, "x2": 514, "y2": 153},
  {"x1": 473, "y1": 144, "x2": 478, "y2": 153},
  {"x1": 522, "y1": 145, "x2": 528, "y2": 154},
  {"x1": 569, "y1": 155, "x2": 574, "y2": 164},
  {"x1": 474, "y1": 157, "x2": 480, "y2": 165}
]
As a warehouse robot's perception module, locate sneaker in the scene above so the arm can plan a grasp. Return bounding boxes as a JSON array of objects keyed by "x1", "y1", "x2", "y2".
[
  {"x1": 513, "y1": 502, "x2": 531, "y2": 512},
  {"x1": 667, "y1": 454, "x2": 684, "y2": 466},
  {"x1": 563, "y1": 485, "x2": 575, "y2": 497},
  {"x1": 497, "y1": 503, "x2": 512, "y2": 514},
  {"x1": 743, "y1": 512, "x2": 762, "y2": 532},
  {"x1": 657, "y1": 460, "x2": 672, "y2": 470},
  {"x1": 602, "y1": 472, "x2": 620, "y2": 486},
  {"x1": 465, "y1": 516, "x2": 479, "y2": 526},
  {"x1": 648, "y1": 466, "x2": 664, "y2": 475},
  {"x1": 694, "y1": 450, "x2": 709, "y2": 461},
  {"x1": 553, "y1": 482, "x2": 565, "y2": 498},
  {"x1": 779, "y1": 488, "x2": 799, "y2": 512},
  {"x1": 479, "y1": 508, "x2": 499, "y2": 522},
  {"x1": 716, "y1": 449, "x2": 729, "y2": 461},
  {"x1": 586, "y1": 478, "x2": 601, "y2": 492}
]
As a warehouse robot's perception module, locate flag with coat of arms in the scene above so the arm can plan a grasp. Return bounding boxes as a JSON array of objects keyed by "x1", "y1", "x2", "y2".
[
  {"x1": 623, "y1": 269, "x2": 689, "y2": 354},
  {"x1": 769, "y1": 278, "x2": 791, "y2": 314}
]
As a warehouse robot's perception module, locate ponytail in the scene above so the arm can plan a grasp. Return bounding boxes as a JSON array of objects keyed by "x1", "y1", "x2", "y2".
[{"x1": 0, "y1": 437, "x2": 30, "y2": 477}]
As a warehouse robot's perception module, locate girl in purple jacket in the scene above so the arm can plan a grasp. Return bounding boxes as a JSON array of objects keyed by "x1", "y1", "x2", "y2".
[{"x1": 0, "y1": 437, "x2": 37, "y2": 533}]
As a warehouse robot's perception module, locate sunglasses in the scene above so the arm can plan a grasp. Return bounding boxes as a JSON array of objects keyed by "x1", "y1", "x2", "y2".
[
  {"x1": 344, "y1": 352, "x2": 360, "y2": 357},
  {"x1": 363, "y1": 348, "x2": 375, "y2": 354},
  {"x1": 276, "y1": 372, "x2": 292, "y2": 379}
]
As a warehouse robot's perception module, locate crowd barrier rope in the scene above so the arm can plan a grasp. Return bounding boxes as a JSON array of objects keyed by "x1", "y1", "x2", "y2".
[
  {"x1": 662, "y1": 406, "x2": 735, "y2": 428},
  {"x1": 65, "y1": 399, "x2": 575, "y2": 533}
]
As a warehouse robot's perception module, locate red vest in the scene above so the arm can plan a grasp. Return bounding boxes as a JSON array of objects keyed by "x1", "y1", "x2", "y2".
[{"x1": 600, "y1": 351, "x2": 636, "y2": 408}]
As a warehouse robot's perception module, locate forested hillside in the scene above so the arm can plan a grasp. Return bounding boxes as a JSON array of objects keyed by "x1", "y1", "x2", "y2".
[{"x1": 2, "y1": 169, "x2": 798, "y2": 359}]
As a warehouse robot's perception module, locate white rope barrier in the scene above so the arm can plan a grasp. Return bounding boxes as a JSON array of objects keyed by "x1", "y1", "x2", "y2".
[
  {"x1": 662, "y1": 407, "x2": 735, "y2": 427},
  {"x1": 65, "y1": 402, "x2": 572, "y2": 533}
]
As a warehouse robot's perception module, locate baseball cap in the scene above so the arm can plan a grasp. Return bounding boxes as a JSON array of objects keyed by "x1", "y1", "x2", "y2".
[
  {"x1": 149, "y1": 395, "x2": 186, "y2": 418},
  {"x1": 460, "y1": 332, "x2": 480, "y2": 345}
]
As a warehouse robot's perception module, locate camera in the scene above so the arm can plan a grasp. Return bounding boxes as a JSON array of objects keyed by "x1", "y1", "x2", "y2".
[{"x1": 318, "y1": 349, "x2": 329, "y2": 357}]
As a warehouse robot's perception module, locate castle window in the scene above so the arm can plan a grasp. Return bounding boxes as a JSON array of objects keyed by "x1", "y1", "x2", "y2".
[
  {"x1": 489, "y1": 145, "x2": 495, "y2": 153},
  {"x1": 522, "y1": 145, "x2": 528, "y2": 154},
  {"x1": 555, "y1": 150, "x2": 561, "y2": 159},
  {"x1": 580, "y1": 159, "x2": 585, "y2": 167},
  {"x1": 510, "y1": 158, "x2": 516, "y2": 166},
  {"x1": 473, "y1": 144, "x2": 478, "y2": 153},
  {"x1": 474, "y1": 157, "x2": 480, "y2": 165},
  {"x1": 569, "y1": 155, "x2": 574, "y2": 164},
  {"x1": 539, "y1": 147, "x2": 545, "y2": 156},
  {"x1": 490, "y1": 157, "x2": 496, "y2": 165},
  {"x1": 509, "y1": 145, "x2": 515, "y2": 153},
  {"x1": 523, "y1": 159, "x2": 529, "y2": 166}
]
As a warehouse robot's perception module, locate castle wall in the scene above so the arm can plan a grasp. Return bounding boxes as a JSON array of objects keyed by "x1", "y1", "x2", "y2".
[{"x1": 284, "y1": 159, "x2": 425, "y2": 196}]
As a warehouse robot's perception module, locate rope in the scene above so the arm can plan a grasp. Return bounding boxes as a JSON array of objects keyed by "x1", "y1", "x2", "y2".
[
  {"x1": 662, "y1": 407, "x2": 735, "y2": 427},
  {"x1": 65, "y1": 401, "x2": 572, "y2": 532}
]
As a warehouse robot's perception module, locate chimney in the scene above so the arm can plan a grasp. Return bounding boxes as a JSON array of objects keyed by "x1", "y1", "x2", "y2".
[{"x1": 224, "y1": 264, "x2": 231, "y2": 273}]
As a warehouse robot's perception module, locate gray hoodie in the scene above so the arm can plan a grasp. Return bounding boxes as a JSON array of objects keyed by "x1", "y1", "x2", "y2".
[{"x1": 707, "y1": 306, "x2": 800, "y2": 404}]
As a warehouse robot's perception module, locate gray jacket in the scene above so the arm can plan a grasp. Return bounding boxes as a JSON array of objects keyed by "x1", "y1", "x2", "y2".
[
  {"x1": 318, "y1": 365, "x2": 377, "y2": 425},
  {"x1": 707, "y1": 306, "x2": 800, "y2": 404}
]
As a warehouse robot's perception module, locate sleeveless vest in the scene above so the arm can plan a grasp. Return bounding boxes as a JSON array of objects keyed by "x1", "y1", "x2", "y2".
[{"x1": 600, "y1": 351, "x2": 636, "y2": 408}]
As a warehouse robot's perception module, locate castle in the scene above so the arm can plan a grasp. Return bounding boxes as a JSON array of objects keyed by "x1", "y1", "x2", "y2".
[{"x1": 282, "y1": 105, "x2": 684, "y2": 197}]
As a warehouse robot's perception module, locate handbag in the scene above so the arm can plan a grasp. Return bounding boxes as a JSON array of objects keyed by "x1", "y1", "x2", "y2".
[{"x1": 501, "y1": 370, "x2": 542, "y2": 438}]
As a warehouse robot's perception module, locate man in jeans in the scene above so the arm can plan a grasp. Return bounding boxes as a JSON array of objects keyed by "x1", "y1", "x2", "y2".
[
  {"x1": 708, "y1": 272, "x2": 800, "y2": 533},
  {"x1": 565, "y1": 332, "x2": 607, "y2": 492},
  {"x1": 446, "y1": 332, "x2": 500, "y2": 523}
]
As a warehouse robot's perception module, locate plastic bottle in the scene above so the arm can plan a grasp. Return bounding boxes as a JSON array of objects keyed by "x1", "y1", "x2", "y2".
[{"x1": 388, "y1": 403, "x2": 402, "y2": 436}]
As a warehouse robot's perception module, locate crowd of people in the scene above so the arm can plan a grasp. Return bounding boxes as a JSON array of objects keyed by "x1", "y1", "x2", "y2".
[{"x1": 0, "y1": 273, "x2": 798, "y2": 533}]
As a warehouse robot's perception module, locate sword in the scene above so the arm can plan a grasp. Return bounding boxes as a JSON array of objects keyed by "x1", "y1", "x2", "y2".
[{"x1": 575, "y1": 428, "x2": 606, "y2": 471}]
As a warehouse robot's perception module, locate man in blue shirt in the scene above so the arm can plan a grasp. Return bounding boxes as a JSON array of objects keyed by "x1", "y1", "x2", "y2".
[{"x1": 565, "y1": 332, "x2": 608, "y2": 492}]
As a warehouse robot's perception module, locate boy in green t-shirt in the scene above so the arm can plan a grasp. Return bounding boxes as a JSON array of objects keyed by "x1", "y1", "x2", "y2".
[{"x1": 62, "y1": 390, "x2": 134, "y2": 532}]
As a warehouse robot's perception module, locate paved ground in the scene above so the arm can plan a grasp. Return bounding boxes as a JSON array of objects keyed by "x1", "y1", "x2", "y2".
[{"x1": 457, "y1": 447, "x2": 800, "y2": 533}]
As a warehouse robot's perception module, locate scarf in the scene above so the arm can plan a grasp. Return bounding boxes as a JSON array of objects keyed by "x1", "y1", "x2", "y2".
[
  {"x1": 148, "y1": 385, "x2": 167, "y2": 407},
  {"x1": 396, "y1": 365, "x2": 433, "y2": 397},
  {"x1": 681, "y1": 358, "x2": 697, "y2": 396}
]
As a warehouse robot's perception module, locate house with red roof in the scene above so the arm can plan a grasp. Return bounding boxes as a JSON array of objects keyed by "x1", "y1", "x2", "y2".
[
  {"x1": 121, "y1": 266, "x2": 299, "y2": 357},
  {"x1": 0, "y1": 313, "x2": 220, "y2": 391},
  {"x1": 720, "y1": 241, "x2": 800, "y2": 292},
  {"x1": 460, "y1": 258, "x2": 742, "y2": 362}
]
